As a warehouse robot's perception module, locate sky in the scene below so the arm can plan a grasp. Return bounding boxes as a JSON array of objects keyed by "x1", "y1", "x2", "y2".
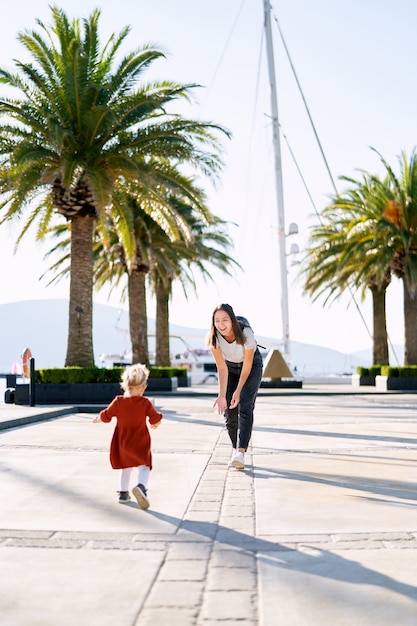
[{"x1": 0, "y1": 0, "x2": 415, "y2": 361}]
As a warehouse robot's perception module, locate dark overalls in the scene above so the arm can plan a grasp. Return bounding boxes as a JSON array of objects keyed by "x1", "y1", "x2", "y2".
[{"x1": 224, "y1": 347, "x2": 263, "y2": 449}]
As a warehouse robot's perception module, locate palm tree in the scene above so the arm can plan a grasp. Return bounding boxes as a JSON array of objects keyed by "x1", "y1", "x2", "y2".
[
  {"x1": 150, "y1": 203, "x2": 239, "y2": 366},
  {"x1": 103, "y1": 177, "x2": 221, "y2": 364},
  {"x1": 0, "y1": 6, "x2": 228, "y2": 366},
  {"x1": 303, "y1": 172, "x2": 391, "y2": 365},
  {"x1": 304, "y1": 148, "x2": 417, "y2": 366},
  {"x1": 369, "y1": 150, "x2": 417, "y2": 364},
  {"x1": 42, "y1": 178, "x2": 235, "y2": 366},
  {"x1": 95, "y1": 186, "x2": 238, "y2": 366}
]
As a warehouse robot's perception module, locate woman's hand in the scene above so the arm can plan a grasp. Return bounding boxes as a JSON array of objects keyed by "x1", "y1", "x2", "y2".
[
  {"x1": 229, "y1": 391, "x2": 240, "y2": 409},
  {"x1": 92, "y1": 415, "x2": 101, "y2": 423},
  {"x1": 213, "y1": 396, "x2": 227, "y2": 415}
]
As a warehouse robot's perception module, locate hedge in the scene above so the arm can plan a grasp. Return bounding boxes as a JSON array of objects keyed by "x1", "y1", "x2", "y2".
[
  {"x1": 34, "y1": 366, "x2": 188, "y2": 384},
  {"x1": 356, "y1": 365, "x2": 417, "y2": 377}
]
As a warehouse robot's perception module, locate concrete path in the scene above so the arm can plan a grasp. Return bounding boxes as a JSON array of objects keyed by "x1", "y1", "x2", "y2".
[{"x1": 0, "y1": 388, "x2": 417, "y2": 625}]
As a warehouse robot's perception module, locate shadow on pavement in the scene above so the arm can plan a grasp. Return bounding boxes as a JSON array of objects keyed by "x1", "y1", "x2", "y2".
[
  {"x1": 251, "y1": 465, "x2": 417, "y2": 503},
  {"x1": 149, "y1": 510, "x2": 417, "y2": 603}
]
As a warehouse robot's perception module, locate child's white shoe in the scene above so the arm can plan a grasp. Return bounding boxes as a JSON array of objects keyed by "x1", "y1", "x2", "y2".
[{"x1": 132, "y1": 484, "x2": 150, "y2": 509}]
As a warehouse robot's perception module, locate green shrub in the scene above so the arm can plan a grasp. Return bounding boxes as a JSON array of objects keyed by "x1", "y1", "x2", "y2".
[
  {"x1": 149, "y1": 366, "x2": 187, "y2": 379},
  {"x1": 35, "y1": 367, "x2": 124, "y2": 384},
  {"x1": 355, "y1": 366, "x2": 382, "y2": 376},
  {"x1": 33, "y1": 366, "x2": 187, "y2": 384},
  {"x1": 356, "y1": 365, "x2": 417, "y2": 377},
  {"x1": 380, "y1": 365, "x2": 417, "y2": 378},
  {"x1": 172, "y1": 367, "x2": 188, "y2": 378},
  {"x1": 149, "y1": 366, "x2": 172, "y2": 379},
  {"x1": 381, "y1": 366, "x2": 397, "y2": 377}
]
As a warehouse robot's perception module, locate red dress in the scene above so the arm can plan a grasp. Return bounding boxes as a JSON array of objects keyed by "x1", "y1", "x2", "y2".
[{"x1": 99, "y1": 395, "x2": 163, "y2": 470}]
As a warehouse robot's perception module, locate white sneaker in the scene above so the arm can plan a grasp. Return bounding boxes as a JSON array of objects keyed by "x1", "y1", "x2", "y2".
[
  {"x1": 231, "y1": 450, "x2": 245, "y2": 470},
  {"x1": 228, "y1": 448, "x2": 237, "y2": 467}
]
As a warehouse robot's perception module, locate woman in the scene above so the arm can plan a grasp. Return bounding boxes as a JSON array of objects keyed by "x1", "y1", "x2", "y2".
[{"x1": 208, "y1": 303, "x2": 263, "y2": 469}]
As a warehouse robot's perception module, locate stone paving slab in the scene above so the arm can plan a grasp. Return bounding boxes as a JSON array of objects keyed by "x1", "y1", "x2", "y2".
[
  {"x1": 0, "y1": 392, "x2": 417, "y2": 625},
  {"x1": 259, "y1": 548, "x2": 417, "y2": 626},
  {"x1": 0, "y1": 408, "x2": 220, "y2": 533},
  {"x1": 0, "y1": 546, "x2": 165, "y2": 626}
]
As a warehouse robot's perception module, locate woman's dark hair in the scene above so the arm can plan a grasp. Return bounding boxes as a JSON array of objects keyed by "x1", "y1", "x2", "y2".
[{"x1": 208, "y1": 303, "x2": 246, "y2": 347}]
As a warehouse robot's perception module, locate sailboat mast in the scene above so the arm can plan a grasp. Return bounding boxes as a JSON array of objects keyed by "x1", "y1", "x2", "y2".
[{"x1": 262, "y1": 0, "x2": 291, "y2": 362}]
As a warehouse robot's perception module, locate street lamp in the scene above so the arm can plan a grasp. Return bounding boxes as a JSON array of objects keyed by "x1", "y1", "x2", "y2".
[{"x1": 287, "y1": 223, "x2": 300, "y2": 257}]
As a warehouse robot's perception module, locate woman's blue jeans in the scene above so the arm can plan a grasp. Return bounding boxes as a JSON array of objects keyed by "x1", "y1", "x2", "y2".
[{"x1": 224, "y1": 349, "x2": 263, "y2": 450}]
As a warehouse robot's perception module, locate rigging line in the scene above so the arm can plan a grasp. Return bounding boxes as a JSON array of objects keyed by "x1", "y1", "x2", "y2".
[
  {"x1": 346, "y1": 286, "x2": 372, "y2": 339},
  {"x1": 280, "y1": 127, "x2": 321, "y2": 219},
  {"x1": 388, "y1": 334, "x2": 401, "y2": 366},
  {"x1": 269, "y1": 6, "x2": 374, "y2": 344},
  {"x1": 271, "y1": 10, "x2": 338, "y2": 196},
  {"x1": 198, "y1": 0, "x2": 248, "y2": 117},
  {"x1": 280, "y1": 124, "x2": 373, "y2": 341}
]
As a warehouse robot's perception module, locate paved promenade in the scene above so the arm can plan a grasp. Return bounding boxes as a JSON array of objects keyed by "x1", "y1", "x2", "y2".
[{"x1": 1, "y1": 386, "x2": 417, "y2": 625}]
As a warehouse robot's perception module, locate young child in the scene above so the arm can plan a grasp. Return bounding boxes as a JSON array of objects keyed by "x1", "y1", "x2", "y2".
[{"x1": 93, "y1": 363, "x2": 162, "y2": 509}]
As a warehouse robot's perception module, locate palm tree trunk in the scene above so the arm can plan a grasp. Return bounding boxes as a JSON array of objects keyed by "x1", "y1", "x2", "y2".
[
  {"x1": 403, "y1": 279, "x2": 417, "y2": 364},
  {"x1": 128, "y1": 270, "x2": 149, "y2": 365},
  {"x1": 370, "y1": 285, "x2": 389, "y2": 365},
  {"x1": 65, "y1": 214, "x2": 95, "y2": 367},
  {"x1": 155, "y1": 277, "x2": 171, "y2": 366}
]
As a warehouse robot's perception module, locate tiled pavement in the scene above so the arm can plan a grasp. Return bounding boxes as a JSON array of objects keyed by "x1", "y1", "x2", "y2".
[{"x1": 1, "y1": 387, "x2": 417, "y2": 625}]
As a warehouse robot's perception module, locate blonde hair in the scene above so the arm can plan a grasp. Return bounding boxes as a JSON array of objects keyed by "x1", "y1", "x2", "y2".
[{"x1": 121, "y1": 363, "x2": 149, "y2": 392}]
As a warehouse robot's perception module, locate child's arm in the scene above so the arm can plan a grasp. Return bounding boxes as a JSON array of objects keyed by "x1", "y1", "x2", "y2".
[
  {"x1": 147, "y1": 402, "x2": 163, "y2": 429},
  {"x1": 93, "y1": 397, "x2": 119, "y2": 424}
]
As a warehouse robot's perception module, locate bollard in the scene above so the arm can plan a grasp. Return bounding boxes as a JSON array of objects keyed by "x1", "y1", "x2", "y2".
[{"x1": 29, "y1": 357, "x2": 36, "y2": 407}]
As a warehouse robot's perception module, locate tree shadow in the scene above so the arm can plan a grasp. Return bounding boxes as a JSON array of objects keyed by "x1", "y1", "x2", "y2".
[
  {"x1": 148, "y1": 509, "x2": 417, "y2": 603},
  {"x1": 252, "y1": 424, "x2": 417, "y2": 446},
  {"x1": 250, "y1": 462, "x2": 417, "y2": 503},
  {"x1": 156, "y1": 409, "x2": 224, "y2": 430}
]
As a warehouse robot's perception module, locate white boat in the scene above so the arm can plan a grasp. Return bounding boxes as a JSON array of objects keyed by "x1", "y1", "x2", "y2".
[
  {"x1": 171, "y1": 345, "x2": 218, "y2": 385},
  {"x1": 98, "y1": 334, "x2": 280, "y2": 385},
  {"x1": 99, "y1": 334, "x2": 219, "y2": 385}
]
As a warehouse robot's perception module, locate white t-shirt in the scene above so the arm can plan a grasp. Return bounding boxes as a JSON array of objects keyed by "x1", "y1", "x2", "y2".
[{"x1": 215, "y1": 327, "x2": 257, "y2": 363}]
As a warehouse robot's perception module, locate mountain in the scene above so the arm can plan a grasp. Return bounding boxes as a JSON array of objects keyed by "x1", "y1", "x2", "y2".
[{"x1": 0, "y1": 299, "x2": 389, "y2": 375}]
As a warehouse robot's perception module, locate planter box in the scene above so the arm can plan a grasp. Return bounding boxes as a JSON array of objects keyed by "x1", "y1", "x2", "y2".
[
  {"x1": 260, "y1": 378, "x2": 303, "y2": 389},
  {"x1": 375, "y1": 375, "x2": 417, "y2": 391},
  {"x1": 351, "y1": 374, "x2": 376, "y2": 387},
  {"x1": 14, "y1": 384, "x2": 30, "y2": 405},
  {"x1": 147, "y1": 377, "x2": 178, "y2": 392},
  {"x1": 14, "y1": 378, "x2": 178, "y2": 405},
  {"x1": 176, "y1": 374, "x2": 191, "y2": 387}
]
